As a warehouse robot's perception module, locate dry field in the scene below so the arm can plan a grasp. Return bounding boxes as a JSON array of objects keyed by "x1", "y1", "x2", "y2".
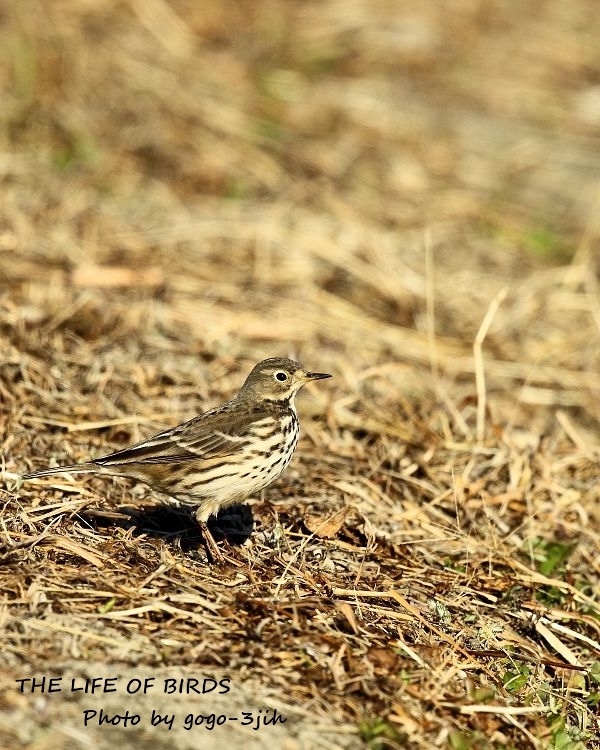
[{"x1": 1, "y1": 1, "x2": 600, "y2": 748}]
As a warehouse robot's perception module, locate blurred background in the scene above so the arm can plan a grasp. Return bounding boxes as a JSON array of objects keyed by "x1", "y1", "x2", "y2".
[
  {"x1": 3, "y1": 3, "x2": 600, "y2": 747},
  {"x1": 1, "y1": 0, "x2": 599, "y2": 425}
]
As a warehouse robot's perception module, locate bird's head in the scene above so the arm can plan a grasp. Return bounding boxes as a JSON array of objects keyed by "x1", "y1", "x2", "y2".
[{"x1": 238, "y1": 357, "x2": 331, "y2": 404}]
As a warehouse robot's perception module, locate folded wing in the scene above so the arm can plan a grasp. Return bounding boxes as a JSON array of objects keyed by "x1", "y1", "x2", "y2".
[{"x1": 92, "y1": 407, "x2": 263, "y2": 467}]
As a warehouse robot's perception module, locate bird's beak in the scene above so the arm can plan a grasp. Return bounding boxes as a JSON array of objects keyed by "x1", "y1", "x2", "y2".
[{"x1": 305, "y1": 371, "x2": 331, "y2": 381}]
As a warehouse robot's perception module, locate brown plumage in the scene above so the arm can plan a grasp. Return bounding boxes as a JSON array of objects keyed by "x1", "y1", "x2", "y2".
[{"x1": 21, "y1": 357, "x2": 331, "y2": 560}]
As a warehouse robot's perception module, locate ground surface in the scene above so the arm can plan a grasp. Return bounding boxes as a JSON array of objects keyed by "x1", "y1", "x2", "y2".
[{"x1": 1, "y1": 1, "x2": 600, "y2": 748}]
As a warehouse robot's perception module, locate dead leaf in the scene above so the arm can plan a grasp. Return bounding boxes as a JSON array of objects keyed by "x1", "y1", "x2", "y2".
[{"x1": 304, "y1": 507, "x2": 350, "y2": 538}]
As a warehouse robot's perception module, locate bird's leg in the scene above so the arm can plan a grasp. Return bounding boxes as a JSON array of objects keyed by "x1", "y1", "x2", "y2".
[{"x1": 198, "y1": 520, "x2": 224, "y2": 563}]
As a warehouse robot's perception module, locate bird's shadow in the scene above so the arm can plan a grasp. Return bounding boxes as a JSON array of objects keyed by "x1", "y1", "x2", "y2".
[{"x1": 80, "y1": 503, "x2": 254, "y2": 555}]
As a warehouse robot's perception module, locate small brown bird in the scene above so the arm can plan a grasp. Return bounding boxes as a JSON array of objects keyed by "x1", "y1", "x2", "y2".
[{"x1": 22, "y1": 357, "x2": 331, "y2": 560}]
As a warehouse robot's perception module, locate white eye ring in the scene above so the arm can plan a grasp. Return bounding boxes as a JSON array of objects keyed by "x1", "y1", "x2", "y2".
[{"x1": 275, "y1": 371, "x2": 288, "y2": 382}]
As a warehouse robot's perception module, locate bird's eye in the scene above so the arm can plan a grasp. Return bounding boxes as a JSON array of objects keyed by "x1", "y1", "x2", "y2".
[{"x1": 275, "y1": 371, "x2": 287, "y2": 382}]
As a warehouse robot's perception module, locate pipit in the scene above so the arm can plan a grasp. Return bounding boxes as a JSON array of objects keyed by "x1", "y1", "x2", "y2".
[{"x1": 22, "y1": 357, "x2": 331, "y2": 560}]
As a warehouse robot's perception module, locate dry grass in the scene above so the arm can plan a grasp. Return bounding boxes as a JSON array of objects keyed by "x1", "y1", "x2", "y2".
[{"x1": 1, "y1": 1, "x2": 600, "y2": 748}]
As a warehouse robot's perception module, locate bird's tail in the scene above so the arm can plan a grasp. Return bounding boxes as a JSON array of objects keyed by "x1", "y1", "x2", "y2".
[{"x1": 21, "y1": 463, "x2": 99, "y2": 480}]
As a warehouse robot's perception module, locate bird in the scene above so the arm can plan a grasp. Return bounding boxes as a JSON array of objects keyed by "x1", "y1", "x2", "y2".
[{"x1": 21, "y1": 357, "x2": 331, "y2": 560}]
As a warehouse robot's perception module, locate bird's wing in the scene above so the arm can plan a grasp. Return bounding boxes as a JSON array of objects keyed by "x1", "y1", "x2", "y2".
[{"x1": 93, "y1": 406, "x2": 272, "y2": 467}]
